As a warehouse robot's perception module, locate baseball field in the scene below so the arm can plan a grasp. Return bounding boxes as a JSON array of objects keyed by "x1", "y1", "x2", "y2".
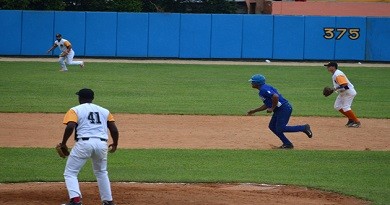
[{"x1": 0, "y1": 58, "x2": 389, "y2": 205}]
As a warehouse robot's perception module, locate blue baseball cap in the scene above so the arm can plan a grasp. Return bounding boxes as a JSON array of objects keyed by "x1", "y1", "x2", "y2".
[{"x1": 249, "y1": 74, "x2": 266, "y2": 85}]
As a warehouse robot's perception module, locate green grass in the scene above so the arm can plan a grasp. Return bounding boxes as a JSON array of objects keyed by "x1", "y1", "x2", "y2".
[
  {"x1": 0, "y1": 61, "x2": 389, "y2": 118},
  {"x1": 1, "y1": 60, "x2": 389, "y2": 204},
  {"x1": 0, "y1": 148, "x2": 389, "y2": 204}
]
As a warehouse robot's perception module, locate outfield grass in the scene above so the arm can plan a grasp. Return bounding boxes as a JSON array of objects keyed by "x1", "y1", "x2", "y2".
[
  {"x1": 0, "y1": 61, "x2": 389, "y2": 118},
  {"x1": 0, "y1": 60, "x2": 389, "y2": 205}
]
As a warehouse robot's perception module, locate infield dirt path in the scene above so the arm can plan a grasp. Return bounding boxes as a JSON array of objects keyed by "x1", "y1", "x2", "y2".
[{"x1": 1, "y1": 113, "x2": 389, "y2": 151}]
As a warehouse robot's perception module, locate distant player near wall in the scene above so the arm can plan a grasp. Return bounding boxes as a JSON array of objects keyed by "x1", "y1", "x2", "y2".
[{"x1": 47, "y1": 33, "x2": 84, "y2": 72}]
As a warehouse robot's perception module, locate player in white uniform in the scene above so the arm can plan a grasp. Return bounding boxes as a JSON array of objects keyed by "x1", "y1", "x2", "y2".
[
  {"x1": 324, "y1": 62, "x2": 361, "y2": 128},
  {"x1": 47, "y1": 33, "x2": 84, "y2": 72},
  {"x1": 60, "y1": 88, "x2": 119, "y2": 205}
]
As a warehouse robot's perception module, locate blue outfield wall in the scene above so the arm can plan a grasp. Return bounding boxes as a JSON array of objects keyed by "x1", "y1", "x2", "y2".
[
  {"x1": 0, "y1": 10, "x2": 22, "y2": 55},
  {"x1": 273, "y1": 15, "x2": 305, "y2": 60},
  {"x1": 242, "y1": 15, "x2": 273, "y2": 59},
  {"x1": 117, "y1": 13, "x2": 148, "y2": 57},
  {"x1": 304, "y1": 16, "x2": 336, "y2": 60},
  {"x1": 210, "y1": 14, "x2": 243, "y2": 58},
  {"x1": 21, "y1": 11, "x2": 54, "y2": 55},
  {"x1": 180, "y1": 14, "x2": 212, "y2": 58},
  {"x1": 334, "y1": 17, "x2": 366, "y2": 61},
  {"x1": 54, "y1": 11, "x2": 86, "y2": 56},
  {"x1": 366, "y1": 17, "x2": 390, "y2": 61},
  {"x1": 148, "y1": 13, "x2": 181, "y2": 58},
  {"x1": 85, "y1": 12, "x2": 117, "y2": 57},
  {"x1": 0, "y1": 10, "x2": 389, "y2": 61}
]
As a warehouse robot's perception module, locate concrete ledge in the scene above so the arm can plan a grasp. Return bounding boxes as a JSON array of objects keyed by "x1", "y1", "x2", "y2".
[{"x1": 272, "y1": 2, "x2": 390, "y2": 16}]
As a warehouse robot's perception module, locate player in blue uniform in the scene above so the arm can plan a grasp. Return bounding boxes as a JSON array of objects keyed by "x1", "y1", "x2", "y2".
[{"x1": 247, "y1": 74, "x2": 313, "y2": 149}]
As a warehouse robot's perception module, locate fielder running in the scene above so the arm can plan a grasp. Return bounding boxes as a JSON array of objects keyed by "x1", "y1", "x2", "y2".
[
  {"x1": 247, "y1": 74, "x2": 312, "y2": 149},
  {"x1": 47, "y1": 33, "x2": 84, "y2": 72},
  {"x1": 324, "y1": 62, "x2": 361, "y2": 128},
  {"x1": 60, "y1": 88, "x2": 119, "y2": 205}
]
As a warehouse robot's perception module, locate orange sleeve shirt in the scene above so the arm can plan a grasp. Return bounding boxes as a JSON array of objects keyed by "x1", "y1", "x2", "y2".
[
  {"x1": 63, "y1": 109, "x2": 78, "y2": 124},
  {"x1": 335, "y1": 75, "x2": 348, "y2": 86},
  {"x1": 63, "y1": 109, "x2": 115, "y2": 124},
  {"x1": 64, "y1": 41, "x2": 71, "y2": 48}
]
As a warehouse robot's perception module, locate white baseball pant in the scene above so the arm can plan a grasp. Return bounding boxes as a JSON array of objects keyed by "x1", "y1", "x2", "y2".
[
  {"x1": 64, "y1": 138, "x2": 113, "y2": 201},
  {"x1": 59, "y1": 50, "x2": 83, "y2": 71},
  {"x1": 334, "y1": 88, "x2": 357, "y2": 112}
]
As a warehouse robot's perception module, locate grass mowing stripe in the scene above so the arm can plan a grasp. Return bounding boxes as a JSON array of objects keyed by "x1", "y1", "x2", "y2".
[
  {"x1": 1, "y1": 148, "x2": 389, "y2": 204},
  {"x1": 0, "y1": 61, "x2": 389, "y2": 118}
]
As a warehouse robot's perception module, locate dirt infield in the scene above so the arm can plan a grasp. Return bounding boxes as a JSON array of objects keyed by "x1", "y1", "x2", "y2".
[
  {"x1": 1, "y1": 113, "x2": 389, "y2": 151},
  {"x1": 0, "y1": 182, "x2": 371, "y2": 205},
  {"x1": 1, "y1": 113, "x2": 389, "y2": 205}
]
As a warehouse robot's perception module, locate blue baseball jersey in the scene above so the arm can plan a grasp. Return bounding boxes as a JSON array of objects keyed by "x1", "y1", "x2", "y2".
[{"x1": 258, "y1": 84, "x2": 288, "y2": 108}]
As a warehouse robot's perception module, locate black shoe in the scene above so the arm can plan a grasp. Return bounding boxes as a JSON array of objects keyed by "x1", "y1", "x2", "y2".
[
  {"x1": 102, "y1": 201, "x2": 116, "y2": 205},
  {"x1": 63, "y1": 199, "x2": 82, "y2": 205},
  {"x1": 345, "y1": 119, "x2": 354, "y2": 127},
  {"x1": 278, "y1": 144, "x2": 294, "y2": 149},
  {"x1": 347, "y1": 121, "x2": 361, "y2": 128},
  {"x1": 303, "y1": 124, "x2": 313, "y2": 138}
]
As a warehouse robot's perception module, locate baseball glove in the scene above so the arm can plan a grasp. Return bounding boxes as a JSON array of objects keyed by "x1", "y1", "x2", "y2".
[
  {"x1": 323, "y1": 86, "x2": 334, "y2": 97},
  {"x1": 56, "y1": 143, "x2": 70, "y2": 158}
]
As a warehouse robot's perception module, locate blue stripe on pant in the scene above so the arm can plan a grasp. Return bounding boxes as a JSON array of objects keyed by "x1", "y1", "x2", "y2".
[{"x1": 268, "y1": 103, "x2": 305, "y2": 145}]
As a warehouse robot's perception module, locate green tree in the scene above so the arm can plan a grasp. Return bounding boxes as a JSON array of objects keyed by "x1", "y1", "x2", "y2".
[
  {"x1": 63, "y1": 0, "x2": 108, "y2": 11},
  {"x1": 29, "y1": 0, "x2": 66, "y2": 10},
  {"x1": 0, "y1": 0, "x2": 30, "y2": 10},
  {"x1": 201, "y1": 0, "x2": 237, "y2": 14},
  {"x1": 63, "y1": 0, "x2": 143, "y2": 12},
  {"x1": 0, "y1": 0, "x2": 236, "y2": 13},
  {"x1": 0, "y1": 0, "x2": 65, "y2": 10},
  {"x1": 107, "y1": 0, "x2": 143, "y2": 12},
  {"x1": 145, "y1": 0, "x2": 237, "y2": 14}
]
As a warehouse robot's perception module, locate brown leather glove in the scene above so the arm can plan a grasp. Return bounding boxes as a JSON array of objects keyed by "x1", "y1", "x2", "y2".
[
  {"x1": 323, "y1": 86, "x2": 334, "y2": 97},
  {"x1": 55, "y1": 143, "x2": 70, "y2": 158}
]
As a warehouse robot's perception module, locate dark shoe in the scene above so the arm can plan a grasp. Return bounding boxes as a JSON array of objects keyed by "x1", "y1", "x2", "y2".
[
  {"x1": 303, "y1": 124, "x2": 313, "y2": 138},
  {"x1": 347, "y1": 121, "x2": 361, "y2": 128},
  {"x1": 278, "y1": 144, "x2": 294, "y2": 149},
  {"x1": 345, "y1": 119, "x2": 354, "y2": 127},
  {"x1": 63, "y1": 199, "x2": 82, "y2": 205},
  {"x1": 102, "y1": 201, "x2": 116, "y2": 205}
]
